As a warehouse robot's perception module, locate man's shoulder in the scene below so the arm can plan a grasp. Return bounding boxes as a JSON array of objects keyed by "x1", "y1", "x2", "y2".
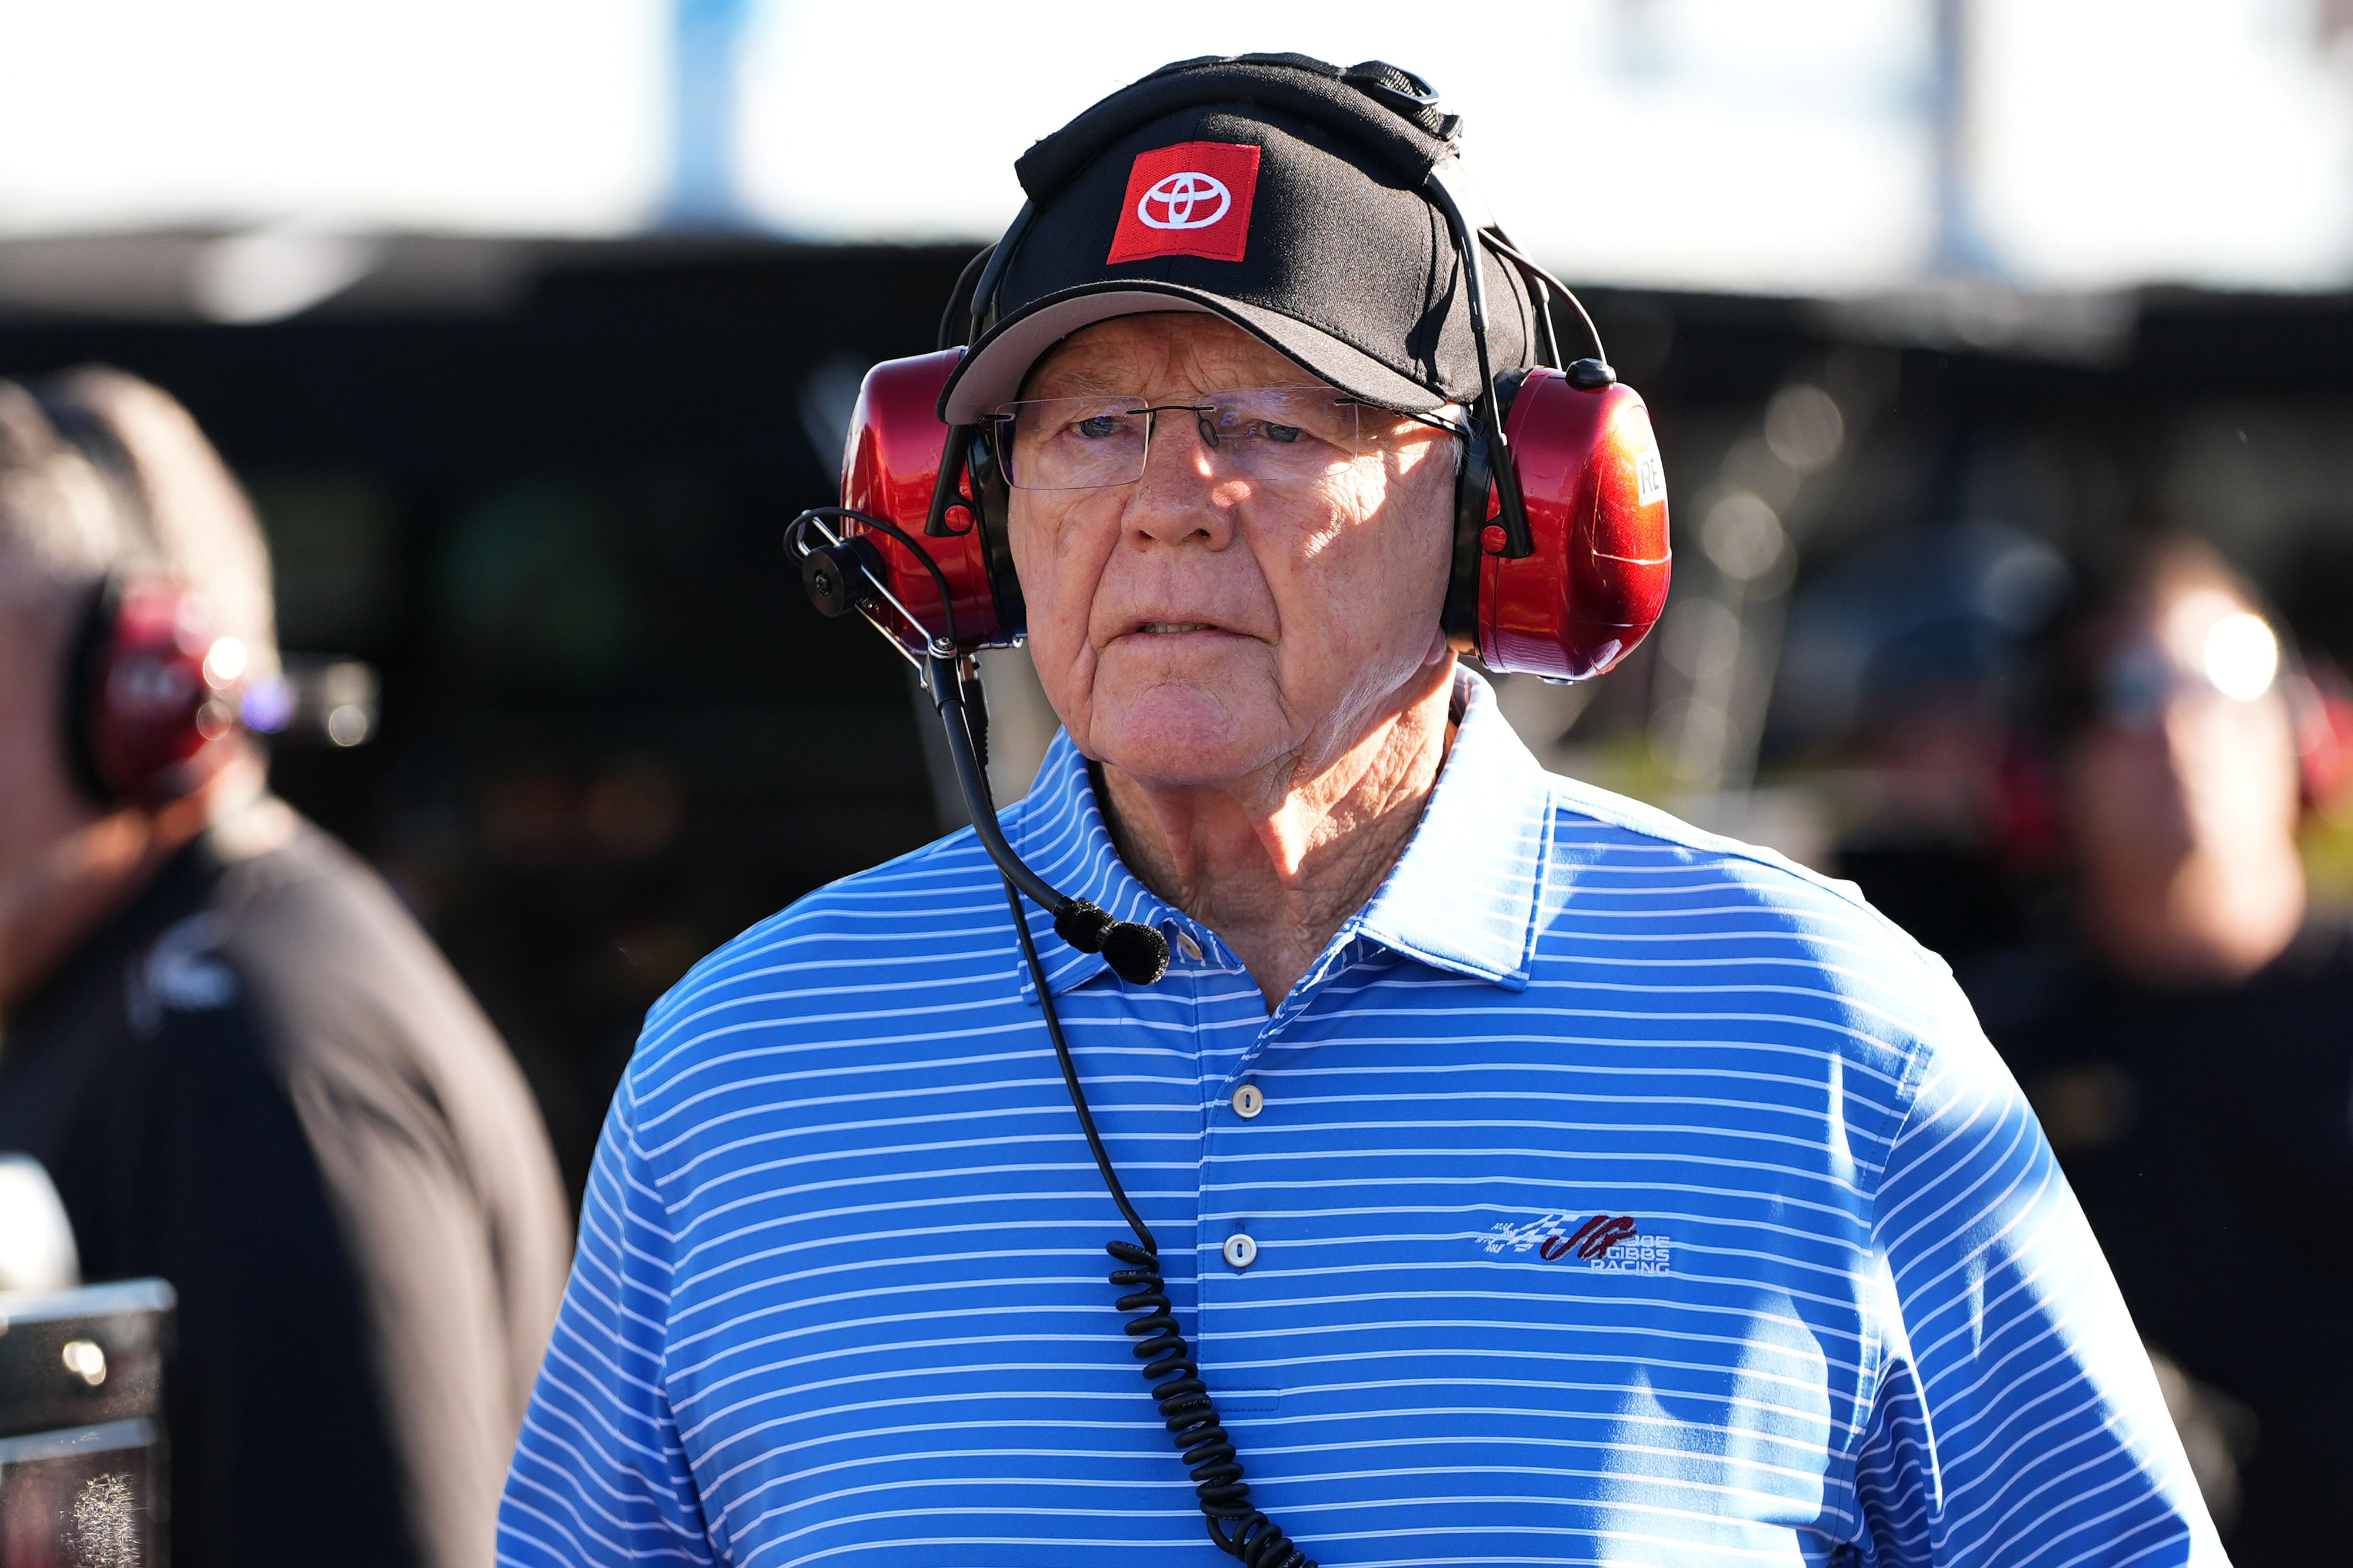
[
  {"x1": 1531, "y1": 770, "x2": 1974, "y2": 1090},
  {"x1": 631, "y1": 824, "x2": 1008, "y2": 1089},
  {"x1": 1540, "y1": 771, "x2": 1939, "y2": 954},
  {"x1": 197, "y1": 808, "x2": 561, "y2": 1193},
  {"x1": 202, "y1": 808, "x2": 502, "y2": 1050}
]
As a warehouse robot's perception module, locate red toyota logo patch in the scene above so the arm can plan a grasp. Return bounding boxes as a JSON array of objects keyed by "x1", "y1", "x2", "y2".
[{"x1": 1106, "y1": 141, "x2": 1262, "y2": 265}]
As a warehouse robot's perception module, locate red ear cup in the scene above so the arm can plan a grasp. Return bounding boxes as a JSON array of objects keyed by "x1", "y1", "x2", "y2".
[
  {"x1": 836, "y1": 349, "x2": 1018, "y2": 656},
  {"x1": 68, "y1": 579, "x2": 246, "y2": 807},
  {"x1": 1464, "y1": 369, "x2": 1672, "y2": 681}
]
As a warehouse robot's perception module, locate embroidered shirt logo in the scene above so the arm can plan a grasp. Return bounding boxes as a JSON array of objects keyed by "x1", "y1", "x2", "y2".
[
  {"x1": 1484, "y1": 1210, "x2": 1671, "y2": 1275},
  {"x1": 125, "y1": 912, "x2": 239, "y2": 1039},
  {"x1": 1107, "y1": 141, "x2": 1261, "y2": 265}
]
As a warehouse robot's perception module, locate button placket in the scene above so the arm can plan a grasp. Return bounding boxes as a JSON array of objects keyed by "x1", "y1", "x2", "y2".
[
  {"x1": 1158, "y1": 917, "x2": 1207, "y2": 965},
  {"x1": 1192, "y1": 937, "x2": 1297, "y2": 1408}
]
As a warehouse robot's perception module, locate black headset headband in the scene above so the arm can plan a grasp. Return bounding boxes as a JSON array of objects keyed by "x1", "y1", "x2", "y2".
[
  {"x1": 1015, "y1": 54, "x2": 1459, "y2": 205},
  {"x1": 966, "y1": 56, "x2": 1468, "y2": 349}
]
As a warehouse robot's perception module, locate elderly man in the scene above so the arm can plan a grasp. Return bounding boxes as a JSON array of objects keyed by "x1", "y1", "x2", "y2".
[{"x1": 501, "y1": 55, "x2": 2220, "y2": 1567}]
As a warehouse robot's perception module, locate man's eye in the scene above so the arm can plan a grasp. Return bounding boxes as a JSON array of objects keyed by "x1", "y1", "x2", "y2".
[
  {"x1": 1075, "y1": 415, "x2": 1122, "y2": 439},
  {"x1": 1262, "y1": 422, "x2": 1303, "y2": 444}
]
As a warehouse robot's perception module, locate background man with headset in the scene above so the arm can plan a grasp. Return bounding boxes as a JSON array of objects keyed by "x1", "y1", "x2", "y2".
[
  {"x1": 502, "y1": 55, "x2": 2222, "y2": 1566},
  {"x1": 0, "y1": 366, "x2": 572, "y2": 1568},
  {"x1": 1968, "y1": 536, "x2": 2353, "y2": 1558}
]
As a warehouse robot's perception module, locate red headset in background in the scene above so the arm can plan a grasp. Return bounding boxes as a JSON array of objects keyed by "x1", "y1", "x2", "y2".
[
  {"x1": 2291, "y1": 659, "x2": 2353, "y2": 810},
  {"x1": 26, "y1": 376, "x2": 250, "y2": 809},
  {"x1": 61, "y1": 575, "x2": 248, "y2": 809},
  {"x1": 803, "y1": 346, "x2": 1672, "y2": 685}
]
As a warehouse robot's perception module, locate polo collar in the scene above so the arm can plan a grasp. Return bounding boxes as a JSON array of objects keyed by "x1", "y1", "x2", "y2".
[
  {"x1": 1005, "y1": 738, "x2": 1175, "y2": 1001},
  {"x1": 1341, "y1": 668, "x2": 1552, "y2": 990},
  {"x1": 1000, "y1": 667, "x2": 1554, "y2": 1001}
]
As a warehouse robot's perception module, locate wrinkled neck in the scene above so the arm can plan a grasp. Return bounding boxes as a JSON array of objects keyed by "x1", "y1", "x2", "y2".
[{"x1": 1101, "y1": 669, "x2": 1456, "y2": 1009}]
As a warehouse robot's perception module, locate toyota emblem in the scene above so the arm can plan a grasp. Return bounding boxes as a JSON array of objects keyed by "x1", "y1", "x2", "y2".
[{"x1": 1136, "y1": 172, "x2": 1231, "y2": 231}]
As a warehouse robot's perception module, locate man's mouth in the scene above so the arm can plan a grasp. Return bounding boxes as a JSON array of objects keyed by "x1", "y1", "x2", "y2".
[{"x1": 1138, "y1": 622, "x2": 1219, "y2": 635}]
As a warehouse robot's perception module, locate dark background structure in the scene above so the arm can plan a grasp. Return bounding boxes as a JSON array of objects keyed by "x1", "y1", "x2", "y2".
[{"x1": 6, "y1": 237, "x2": 2350, "y2": 1195}]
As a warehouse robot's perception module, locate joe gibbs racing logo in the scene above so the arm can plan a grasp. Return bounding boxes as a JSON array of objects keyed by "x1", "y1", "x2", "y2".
[{"x1": 1484, "y1": 1210, "x2": 1671, "y2": 1275}]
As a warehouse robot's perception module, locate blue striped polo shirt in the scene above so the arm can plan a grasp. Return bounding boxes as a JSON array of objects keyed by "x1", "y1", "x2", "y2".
[{"x1": 500, "y1": 670, "x2": 2221, "y2": 1567}]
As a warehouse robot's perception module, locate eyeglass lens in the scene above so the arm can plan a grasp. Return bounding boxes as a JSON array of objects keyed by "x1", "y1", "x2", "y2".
[{"x1": 992, "y1": 388, "x2": 1379, "y2": 492}]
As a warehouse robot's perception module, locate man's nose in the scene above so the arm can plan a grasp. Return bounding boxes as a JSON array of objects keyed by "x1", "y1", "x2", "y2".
[{"x1": 1119, "y1": 415, "x2": 1245, "y2": 549}]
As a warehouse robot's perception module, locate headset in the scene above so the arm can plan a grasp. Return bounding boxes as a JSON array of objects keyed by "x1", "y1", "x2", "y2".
[
  {"x1": 61, "y1": 574, "x2": 248, "y2": 809},
  {"x1": 784, "y1": 58, "x2": 1672, "y2": 1568},
  {"x1": 24, "y1": 382, "x2": 249, "y2": 809},
  {"x1": 794, "y1": 241, "x2": 1670, "y2": 692}
]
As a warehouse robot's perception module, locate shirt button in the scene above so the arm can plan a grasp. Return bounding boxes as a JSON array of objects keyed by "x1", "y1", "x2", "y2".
[
  {"x1": 1174, "y1": 929, "x2": 1204, "y2": 962},
  {"x1": 1230, "y1": 1083, "x2": 1264, "y2": 1119},
  {"x1": 1222, "y1": 1233, "x2": 1258, "y2": 1270}
]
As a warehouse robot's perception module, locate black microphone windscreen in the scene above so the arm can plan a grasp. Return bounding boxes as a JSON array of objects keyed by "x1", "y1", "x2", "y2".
[
  {"x1": 1054, "y1": 900, "x2": 1115, "y2": 954},
  {"x1": 1101, "y1": 921, "x2": 1171, "y2": 986}
]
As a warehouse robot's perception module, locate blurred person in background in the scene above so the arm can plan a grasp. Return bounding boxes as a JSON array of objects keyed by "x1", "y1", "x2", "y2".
[
  {"x1": 1967, "y1": 534, "x2": 2353, "y2": 1562},
  {"x1": 1795, "y1": 521, "x2": 2074, "y2": 973},
  {"x1": 0, "y1": 367, "x2": 572, "y2": 1568}
]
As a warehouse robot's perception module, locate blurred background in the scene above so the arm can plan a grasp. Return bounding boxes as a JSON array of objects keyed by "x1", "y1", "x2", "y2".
[{"x1": 5, "y1": 0, "x2": 2351, "y2": 1200}]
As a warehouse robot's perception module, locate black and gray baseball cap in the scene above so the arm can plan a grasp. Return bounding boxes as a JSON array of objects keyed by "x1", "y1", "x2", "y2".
[{"x1": 937, "y1": 52, "x2": 1537, "y2": 423}]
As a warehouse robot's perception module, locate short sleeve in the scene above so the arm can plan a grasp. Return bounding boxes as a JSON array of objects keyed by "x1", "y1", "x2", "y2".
[
  {"x1": 1854, "y1": 999, "x2": 2228, "y2": 1567},
  {"x1": 499, "y1": 1073, "x2": 712, "y2": 1566}
]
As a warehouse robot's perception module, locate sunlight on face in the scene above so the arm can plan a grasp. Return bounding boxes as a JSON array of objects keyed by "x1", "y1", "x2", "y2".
[
  {"x1": 1005, "y1": 313, "x2": 1459, "y2": 789},
  {"x1": 2067, "y1": 582, "x2": 2299, "y2": 878}
]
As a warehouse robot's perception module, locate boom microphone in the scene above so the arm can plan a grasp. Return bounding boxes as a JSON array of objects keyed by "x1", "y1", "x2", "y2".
[
  {"x1": 792, "y1": 508, "x2": 1169, "y2": 987},
  {"x1": 926, "y1": 652, "x2": 1171, "y2": 986}
]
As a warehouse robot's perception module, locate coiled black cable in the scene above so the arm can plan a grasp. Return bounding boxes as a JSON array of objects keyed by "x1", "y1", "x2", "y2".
[
  {"x1": 1107, "y1": 1239, "x2": 1313, "y2": 1567},
  {"x1": 809, "y1": 509, "x2": 1314, "y2": 1560},
  {"x1": 1001, "y1": 873, "x2": 1315, "y2": 1567}
]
